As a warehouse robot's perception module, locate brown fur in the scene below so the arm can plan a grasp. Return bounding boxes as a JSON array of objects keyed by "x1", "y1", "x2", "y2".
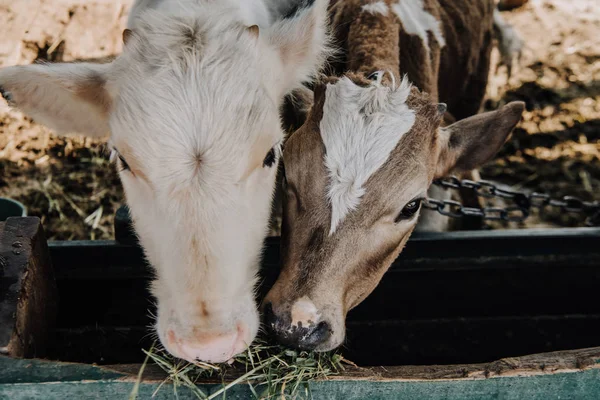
[
  {"x1": 247, "y1": 25, "x2": 260, "y2": 38},
  {"x1": 74, "y1": 74, "x2": 112, "y2": 116},
  {"x1": 265, "y1": 83, "x2": 447, "y2": 349},
  {"x1": 265, "y1": 0, "x2": 524, "y2": 351},
  {"x1": 200, "y1": 301, "x2": 210, "y2": 318},
  {"x1": 329, "y1": 0, "x2": 494, "y2": 117},
  {"x1": 122, "y1": 29, "x2": 133, "y2": 45},
  {"x1": 326, "y1": 0, "x2": 495, "y2": 226}
]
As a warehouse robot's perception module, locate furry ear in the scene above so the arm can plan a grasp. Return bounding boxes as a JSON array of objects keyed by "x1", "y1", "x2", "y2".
[
  {"x1": 268, "y1": 0, "x2": 330, "y2": 95},
  {"x1": 435, "y1": 101, "x2": 525, "y2": 177},
  {"x1": 281, "y1": 86, "x2": 315, "y2": 134},
  {"x1": 0, "y1": 62, "x2": 114, "y2": 137}
]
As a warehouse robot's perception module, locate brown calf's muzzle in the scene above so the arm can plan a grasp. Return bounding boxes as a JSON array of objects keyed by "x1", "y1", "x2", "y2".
[{"x1": 263, "y1": 302, "x2": 332, "y2": 350}]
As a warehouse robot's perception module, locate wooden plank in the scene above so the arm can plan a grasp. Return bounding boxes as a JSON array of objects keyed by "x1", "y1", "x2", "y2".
[
  {"x1": 0, "y1": 217, "x2": 57, "y2": 358},
  {"x1": 1, "y1": 348, "x2": 599, "y2": 399},
  {"x1": 47, "y1": 229, "x2": 600, "y2": 324},
  {"x1": 102, "y1": 346, "x2": 600, "y2": 382},
  {"x1": 0, "y1": 355, "x2": 123, "y2": 384},
  {"x1": 1, "y1": 370, "x2": 598, "y2": 400},
  {"x1": 42, "y1": 228, "x2": 600, "y2": 366},
  {"x1": 43, "y1": 314, "x2": 600, "y2": 366},
  {"x1": 52, "y1": 227, "x2": 600, "y2": 279}
]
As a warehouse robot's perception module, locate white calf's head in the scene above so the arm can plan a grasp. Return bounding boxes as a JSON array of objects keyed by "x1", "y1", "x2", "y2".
[{"x1": 0, "y1": 0, "x2": 330, "y2": 362}]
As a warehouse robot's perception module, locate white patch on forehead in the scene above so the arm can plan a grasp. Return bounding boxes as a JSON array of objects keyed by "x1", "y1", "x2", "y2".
[
  {"x1": 320, "y1": 76, "x2": 415, "y2": 234},
  {"x1": 361, "y1": 1, "x2": 389, "y2": 16},
  {"x1": 392, "y1": 0, "x2": 445, "y2": 52}
]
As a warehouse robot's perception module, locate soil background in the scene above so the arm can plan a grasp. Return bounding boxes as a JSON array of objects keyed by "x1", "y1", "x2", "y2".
[{"x1": 0, "y1": 0, "x2": 599, "y2": 239}]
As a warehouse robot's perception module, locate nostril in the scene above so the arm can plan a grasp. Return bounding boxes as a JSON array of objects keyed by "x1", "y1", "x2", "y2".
[
  {"x1": 263, "y1": 302, "x2": 332, "y2": 350},
  {"x1": 301, "y1": 321, "x2": 331, "y2": 349},
  {"x1": 268, "y1": 318, "x2": 332, "y2": 350}
]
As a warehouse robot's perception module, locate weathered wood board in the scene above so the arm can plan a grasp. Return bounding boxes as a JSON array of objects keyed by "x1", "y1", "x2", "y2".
[
  {"x1": 1, "y1": 347, "x2": 600, "y2": 399},
  {"x1": 0, "y1": 217, "x2": 57, "y2": 358}
]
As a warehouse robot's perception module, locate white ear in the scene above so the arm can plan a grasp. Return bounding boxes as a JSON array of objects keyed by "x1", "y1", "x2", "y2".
[
  {"x1": 0, "y1": 62, "x2": 114, "y2": 138},
  {"x1": 268, "y1": 0, "x2": 330, "y2": 95}
]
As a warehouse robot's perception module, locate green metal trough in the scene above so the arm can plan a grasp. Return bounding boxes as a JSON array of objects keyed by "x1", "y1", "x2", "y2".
[{"x1": 2, "y1": 216, "x2": 600, "y2": 399}]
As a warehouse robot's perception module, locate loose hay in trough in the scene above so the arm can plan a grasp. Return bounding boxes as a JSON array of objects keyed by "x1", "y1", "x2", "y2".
[{"x1": 133, "y1": 340, "x2": 350, "y2": 399}]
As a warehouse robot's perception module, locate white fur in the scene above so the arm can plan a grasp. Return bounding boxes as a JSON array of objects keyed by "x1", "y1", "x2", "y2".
[
  {"x1": 0, "y1": 63, "x2": 113, "y2": 137},
  {"x1": 361, "y1": 1, "x2": 390, "y2": 16},
  {"x1": 392, "y1": 0, "x2": 445, "y2": 52},
  {"x1": 320, "y1": 76, "x2": 415, "y2": 234},
  {"x1": 0, "y1": 0, "x2": 330, "y2": 362}
]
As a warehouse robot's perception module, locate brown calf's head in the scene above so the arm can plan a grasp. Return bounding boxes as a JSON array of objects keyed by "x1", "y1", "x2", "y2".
[{"x1": 264, "y1": 73, "x2": 524, "y2": 351}]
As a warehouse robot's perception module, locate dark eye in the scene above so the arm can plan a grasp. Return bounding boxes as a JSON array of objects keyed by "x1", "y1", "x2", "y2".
[
  {"x1": 263, "y1": 147, "x2": 277, "y2": 168},
  {"x1": 118, "y1": 154, "x2": 130, "y2": 172},
  {"x1": 394, "y1": 199, "x2": 422, "y2": 223},
  {"x1": 367, "y1": 71, "x2": 382, "y2": 81}
]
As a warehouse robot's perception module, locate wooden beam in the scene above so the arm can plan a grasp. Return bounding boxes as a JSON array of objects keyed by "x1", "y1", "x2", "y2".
[
  {"x1": 102, "y1": 346, "x2": 600, "y2": 383},
  {"x1": 1, "y1": 347, "x2": 599, "y2": 399},
  {"x1": 0, "y1": 217, "x2": 57, "y2": 358}
]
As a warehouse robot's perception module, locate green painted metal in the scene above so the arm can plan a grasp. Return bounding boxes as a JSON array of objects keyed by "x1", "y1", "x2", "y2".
[
  {"x1": 1, "y1": 369, "x2": 600, "y2": 399},
  {"x1": 0, "y1": 198, "x2": 26, "y2": 221},
  {"x1": 1, "y1": 354, "x2": 599, "y2": 400},
  {"x1": 0, "y1": 356, "x2": 124, "y2": 384}
]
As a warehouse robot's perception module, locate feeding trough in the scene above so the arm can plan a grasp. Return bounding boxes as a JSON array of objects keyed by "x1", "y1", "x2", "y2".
[
  {"x1": 0, "y1": 198, "x2": 26, "y2": 221},
  {"x1": 1, "y1": 215, "x2": 600, "y2": 399}
]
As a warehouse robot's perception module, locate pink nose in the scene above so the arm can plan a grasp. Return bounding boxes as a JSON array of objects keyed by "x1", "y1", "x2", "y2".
[{"x1": 166, "y1": 325, "x2": 248, "y2": 363}]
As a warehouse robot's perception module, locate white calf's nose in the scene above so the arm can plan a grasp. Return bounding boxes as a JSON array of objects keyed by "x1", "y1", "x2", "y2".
[
  {"x1": 166, "y1": 324, "x2": 248, "y2": 363},
  {"x1": 290, "y1": 296, "x2": 320, "y2": 328}
]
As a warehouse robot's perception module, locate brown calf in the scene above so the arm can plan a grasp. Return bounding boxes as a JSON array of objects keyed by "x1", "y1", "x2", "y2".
[{"x1": 264, "y1": 0, "x2": 525, "y2": 351}]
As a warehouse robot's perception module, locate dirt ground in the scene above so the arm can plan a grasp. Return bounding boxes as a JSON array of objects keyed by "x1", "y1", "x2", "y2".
[{"x1": 0, "y1": 0, "x2": 599, "y2": 240}]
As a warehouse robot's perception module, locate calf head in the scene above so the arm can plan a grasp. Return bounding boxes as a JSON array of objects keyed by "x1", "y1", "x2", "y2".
[
  {"x1": 0, "y1": 0, "x2": 330, "y2": 362},
  {"x1": 264, "y1": 73, "x2": 524, "y2": 351}
]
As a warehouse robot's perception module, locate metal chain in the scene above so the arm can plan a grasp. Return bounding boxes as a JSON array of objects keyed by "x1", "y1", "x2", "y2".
[{"x1": 424, "y1": 177, "x2": 600, "y2": 227}]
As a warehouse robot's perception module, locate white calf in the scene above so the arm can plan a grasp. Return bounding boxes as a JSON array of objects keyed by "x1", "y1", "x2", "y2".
[{"x1": 0, "y1": 0, "x2": 330, "y2": 362}]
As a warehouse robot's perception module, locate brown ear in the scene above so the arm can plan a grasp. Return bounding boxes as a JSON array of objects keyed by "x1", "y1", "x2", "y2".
[
  {"x1": 435, "y1": 101, "x2": 525, "y2": 177},
  {"x1": 281, "y1": 85, "x2": 314, "y2": 134},
  {"x1": 247, "y1": 25, "x2": 260, "y2": 38}
]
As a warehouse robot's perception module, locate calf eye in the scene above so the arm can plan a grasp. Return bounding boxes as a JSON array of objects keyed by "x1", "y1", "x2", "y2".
[
  {"x1": 367, "y1": 71, "x2": 383, "y2": 81},
  {"x1": 110, "y1": 149, "x2": 130, "y2": 172},
  {"x1": 394, "y1": 199, "x2": 422, "y2": 223},
  {"x1": 118, "y1": 154, "x2": 130, "y2": 171},
  {"x1": 119, "y1": 154, "x2": 130, "y2": 171},
  {"x1": 263, "y1": 147, "x2": 277, "y2": 168}
]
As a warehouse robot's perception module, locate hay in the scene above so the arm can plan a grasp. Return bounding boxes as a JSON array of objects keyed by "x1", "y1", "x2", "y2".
[{"x1": 132, "y1": 340, "x2": 353, "y2": 399}]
